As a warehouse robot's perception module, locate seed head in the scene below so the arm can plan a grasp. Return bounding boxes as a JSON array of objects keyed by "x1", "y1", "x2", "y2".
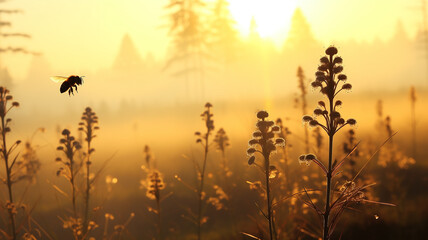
[
  {"x1": 252, "y1": 131, "x2": 262, "y2": 139},
  {"x1": 342, "y1": 83, "x2": 352, "y2": 90},
  {"x1": 333, "y1": 65, "x2": 343, "y2": 74},
  {"x1": 248, "y1": 156, "x2": 255, "y2": 165},
  {"x1": 248, "y1": 139, "x2": 259, "y2": 146},
  {"x1": 302, "y1": 116, "x2": 313, "y2": 122},
  {"x1": 320, "y1": 56, "x2": 329, "y2": 64},
  {"x1": 314, "y1": 109, "x2": 323, "y2": 116},
  {"x1": 275, "y1": 138, "x2": 285, "y2": 147},
  {"x1": 325, "y1": 46, "x2": 338, "y2": 56},
  {"x1": 311, "y1": 81, "x2": 322, "y2": 88},
  {"x1": 333, "y1": 56, "x2": 343, "y2": 64},
  {"x1": 271, "y1": 125, "x2": 280, "y2": 133},
  {"x1": 309, "y1": 120, "x2": 319, "y2": 127},
  {"x1": 62, "y1": 129, "x2": 70, "y2": 136},
  {"x1": 257, "y1": 110, "x2": 269, "y2": 119},
  {"x1": 347, "y1": 119, "x2": 357, "y2": 125},
  {"x1": 247, "y1": 148, "x2": 256, "y2": 156},
  {"x1": 338, "y1": 74, "x2": 347, "y2": 81}
]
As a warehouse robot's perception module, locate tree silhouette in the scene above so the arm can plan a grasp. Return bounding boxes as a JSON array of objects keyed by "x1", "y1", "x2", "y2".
[
  {"x1": 0, "y1": 1, "x2": 37, "y2": 87},
  {"x1": 208, "y1": 0, "x2": 239, "y2": 66},
  {"x1": 164, "y1": 0, "x2": 209, "y2": 98},
  {"x1": 0, "y1": 3, "x2": 31, "y2": 54}
]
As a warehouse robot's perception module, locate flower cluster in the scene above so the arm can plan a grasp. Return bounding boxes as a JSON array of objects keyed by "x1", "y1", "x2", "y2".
[
  {"x1": 78, "y1": 107, "x2": 99, "y2": 158},
  {"x1": 0, "y1": 87, "x2": 19, "y2": 120},
  {"x1": 303, "y1": 46, "x2": 356, "y2": 136},
  {"x1": 195, "y1": 102, "x2": 214, "y2": 144},
  {"x1": 146, "y1": 170, "x2": 165, "y2": 201},
  {"x1": 55, "y1": 129, "x2": 82, "y2": 176},
  {"x1": 15, "y1": 142, "x2": 41, "y2": 183},
  {"x1": 213, "y1": 128, "x2": 230, "y2": 153},
  {"x1": 247, "y1": 111, "x2": 285, "y2": 166}
]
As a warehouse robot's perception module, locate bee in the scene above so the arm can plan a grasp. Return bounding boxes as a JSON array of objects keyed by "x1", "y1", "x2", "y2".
[{"x1": 50, "y1": 75, "x2": 84, "y2": 96}]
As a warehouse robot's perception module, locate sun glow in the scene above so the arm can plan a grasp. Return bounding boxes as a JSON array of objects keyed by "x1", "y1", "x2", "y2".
[{"x1": 229, "y1": 0, "x2": 298, "y2": 42}]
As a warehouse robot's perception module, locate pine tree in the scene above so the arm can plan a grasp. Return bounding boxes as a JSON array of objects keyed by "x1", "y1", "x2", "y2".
[
  {"x1": 0, "y1": 1, "x2": 36, "y2": 87},
  {"x1": 209, "y1": 0, "x2": 239, "y2": 65},
  {"x1": 164, "y1": 0, "x2": 208, "y2": 98},
  {"x1": 0, "y1": 3, "x2": 32, "y2": 54}
]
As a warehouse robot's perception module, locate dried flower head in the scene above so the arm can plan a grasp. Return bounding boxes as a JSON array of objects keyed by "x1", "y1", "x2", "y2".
[
  {"x1": 145, "y1": 170, "x2": 165, "y2": 201},
  {"x1": 214, "y1": 128, "x2": 230, "y2": 153},
  {"x1": 196, "y1": 103, "x2": 215, "y2": 144},
  {"x1": 78, "y1": 107, "x2": 99, "y2": 150},
  {"x1": 247, "y1": 111, "x2": 284, "y2": 165},
  {"x1": 305, "y1": 47, "x2": 356, "y2": 136}
]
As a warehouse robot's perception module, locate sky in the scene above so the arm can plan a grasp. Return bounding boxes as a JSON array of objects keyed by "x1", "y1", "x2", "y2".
[{"x1": 0, "y1": 0, "x2": 424, "y2": 79}]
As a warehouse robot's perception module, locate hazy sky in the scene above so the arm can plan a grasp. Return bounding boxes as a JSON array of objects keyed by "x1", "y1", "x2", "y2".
[{"x1": 0, "y1": 0, "x2": 423, "y2": 79}]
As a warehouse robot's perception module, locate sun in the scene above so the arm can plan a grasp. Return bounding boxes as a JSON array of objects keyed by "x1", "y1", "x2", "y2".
[{"x1": 229, "y1": 0, "x2": 298, "y2": 43}]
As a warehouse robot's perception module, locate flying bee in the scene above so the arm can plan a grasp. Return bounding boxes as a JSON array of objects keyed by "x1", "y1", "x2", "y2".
[{"x1": 50, "y1": 75, "x2": 84, "y2": 96}]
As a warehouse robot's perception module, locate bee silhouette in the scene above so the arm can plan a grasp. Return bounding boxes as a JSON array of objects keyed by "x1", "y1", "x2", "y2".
[{"x1": 50, "y1": 75, "x2": 84, "y2": 96}]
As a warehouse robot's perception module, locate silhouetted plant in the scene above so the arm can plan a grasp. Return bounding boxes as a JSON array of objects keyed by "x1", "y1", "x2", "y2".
[
  {"x1": 296, "y1": 66, "x2": 310, "y2": 152},
  {"x1": 247, "y1": 110, "x2": 285, "y2": 240},
  {"x1": 14, "y1": 141, "x2": 41, "y2": 184},
  {"x1": 194, "y1": 102, "x2": 214, "y2": 240},
  {"x1": 213, "y1": 128, "x2": 231, "y2": 178},
  {"x1": 55, "y1": 129, "x2": 83, "y2": 239},
  {"x1": 147, "y1": 170, "x2": 165, "y2": 240},
  {"x1": 78, "y1": 107, "x2": 99, "y2": 238},
  {"x1": 140, "y1": 145, "x2": 166, "y2": 240},
  {"x1": 0, "y1": 87, "x2": 20, "y2": 240},
  {"x1": 302, "y1": 46, "x2": 356, "y2": 240}
]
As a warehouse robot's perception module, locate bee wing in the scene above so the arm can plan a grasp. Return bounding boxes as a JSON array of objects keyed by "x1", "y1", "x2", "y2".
[{"x1": 50, "y1": 76, "x2": 68, "y2": 83}]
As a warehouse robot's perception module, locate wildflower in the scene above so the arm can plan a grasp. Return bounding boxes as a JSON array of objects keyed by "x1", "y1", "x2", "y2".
[{"x1": 145, "y1": 170, "x2": 165, "y2": 201}]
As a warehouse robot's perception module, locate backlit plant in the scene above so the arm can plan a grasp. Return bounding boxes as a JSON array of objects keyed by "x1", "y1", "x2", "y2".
[
  {"x1": 302, "y1": 46, "x2": 356, "y2": 240},
  {"x1": 247, "y1": 110, "x2": 285, "y2": 240}
]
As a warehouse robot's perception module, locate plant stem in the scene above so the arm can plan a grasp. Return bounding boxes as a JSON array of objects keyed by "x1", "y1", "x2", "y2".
[
  {"x1": 265, "y1": 154, "x2": 273, "y2": 240},
  {"x1": 197, "y1": 133, "x2": 209, "y2": 240},
  {"x1": 83, "y1": 140, "x2": 91, "y2": 239},
  {"x1": 157, "y1": 198, "x2": 162, "y2": 240},
  {"x1": 1, "y1": 116, "x2": 17, "y2": 240},
  {"x1": 323, "y1": 70, "x2": 335, "y2": 239},
  {"x1": 323, "y1": 134, "x2": 333, "y2": 240},
  {"x1": 67, "y1": 139, "x2": 77, "y2": 219}
]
